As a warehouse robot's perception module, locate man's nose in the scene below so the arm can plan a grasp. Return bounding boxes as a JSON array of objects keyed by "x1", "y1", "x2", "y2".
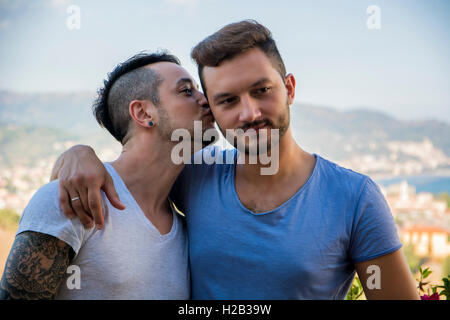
[
  {"x1": 196, "y1": 91, "x2": 208, "y2": 107},
  {"x1": 239, "y1": 96, "x2": 261, "y2": 123}
]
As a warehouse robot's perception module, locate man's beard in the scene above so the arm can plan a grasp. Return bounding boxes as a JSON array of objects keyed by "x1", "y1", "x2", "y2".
[
  {"x1": 157, "y1": 107, "x2": 218, "y2": 148},
  {"x1": 218, "y1": 101, "x2": 290, "y2": 155},
  {"x1": 156, "y1": 106, "x2": 176, "y2": 142}
]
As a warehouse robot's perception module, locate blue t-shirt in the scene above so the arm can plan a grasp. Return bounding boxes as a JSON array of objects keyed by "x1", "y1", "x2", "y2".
[{"x1": 171, "y1": 147, "x2": 402, "y2": 299}]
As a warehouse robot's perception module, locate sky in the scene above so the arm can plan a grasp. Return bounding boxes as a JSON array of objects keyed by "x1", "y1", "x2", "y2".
[{"x1": 0, "y1": 0, "x2": 449, "y2": 123}]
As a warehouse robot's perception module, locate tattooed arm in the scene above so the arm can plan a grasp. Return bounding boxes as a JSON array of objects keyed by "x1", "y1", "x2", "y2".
[{"x1": 0, "y1": 231, "x2": 75, "y2": 300}]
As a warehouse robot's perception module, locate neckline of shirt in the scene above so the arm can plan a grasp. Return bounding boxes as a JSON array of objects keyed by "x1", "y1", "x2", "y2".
[
  {"x1": 229, "y1": 153, "x2": 321, "y2": 216},
  {"x1": 103, "y1": 162, "x2": 179, "y2": 241}
]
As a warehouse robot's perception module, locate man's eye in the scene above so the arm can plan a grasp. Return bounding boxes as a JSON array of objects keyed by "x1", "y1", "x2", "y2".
[
  {"x1": 257, "y1": 87, "x2": 270, "y2": 94},
  {"x1": 220, "y1": 97, "x2": 236, "y2": 105},
  {"x1": 181, "y1": 88, "x2": 193, "y2": 95}
]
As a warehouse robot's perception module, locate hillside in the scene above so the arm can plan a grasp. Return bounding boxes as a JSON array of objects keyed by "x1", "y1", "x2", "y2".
[
  {"x1": 0, "y1": 123, "x2": 77, "y2": 166},
  {"x1": 0, "y1": 90, "x2": 98, "y2": 135},
  {"x1": 0, "y1": 91, "x2": 122, "y2": 167},
  {"x1": 0, "y1": 90, "x2": 449, "y2": 175},
  {"x1": 290, "y1": 104, "x2": 450, "y2": 161}
]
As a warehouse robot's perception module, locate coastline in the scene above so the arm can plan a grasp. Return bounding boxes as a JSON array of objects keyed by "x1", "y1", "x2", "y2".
[{"x1": 374, "y1": 173, "x2": 450, "y2": 195}]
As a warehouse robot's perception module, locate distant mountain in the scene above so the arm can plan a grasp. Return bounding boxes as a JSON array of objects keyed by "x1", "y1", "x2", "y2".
[
  {"x1": 0, "y1": 91, "x2": 120, "y2": 166},
  {"x1": 0, "y1": 90, "x2": 98, "y2": 135},
  {"x1": 0, "y1": 123, "x2": 77, "y2": 166},
  {"x1": 290, "y1": 104, "x2": 450, "y2": 161},
  {"x1": 0, "y1": 92, "x2": 121, "y2": 216},
  {"x1": 1, "y1": 90, "x2": 449, "y2": 173}
]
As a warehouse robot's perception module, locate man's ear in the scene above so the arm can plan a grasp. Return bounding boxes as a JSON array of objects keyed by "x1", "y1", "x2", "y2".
[
  {"x1": 129, "y1": 100, "x2": 157, "y2": 129},
  {"x1": 284, "y1": 73, "x2": 296, "y2": 105}
]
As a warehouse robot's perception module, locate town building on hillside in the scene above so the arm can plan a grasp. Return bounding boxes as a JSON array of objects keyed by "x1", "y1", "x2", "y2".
[
  {"x1": 382, "y1": 181, "x2": 447, "y2": 219},
  {"x1": 400, "y1": 225, "x2": 450, "y2": 259},
  {"x1": 378, "y1": 180, "x2": 450, "y2": 259}
]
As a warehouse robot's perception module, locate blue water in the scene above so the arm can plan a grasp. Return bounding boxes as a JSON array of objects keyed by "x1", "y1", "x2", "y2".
[{"x1": 376, "y1": 175, "x2": 450, "y2": 195}]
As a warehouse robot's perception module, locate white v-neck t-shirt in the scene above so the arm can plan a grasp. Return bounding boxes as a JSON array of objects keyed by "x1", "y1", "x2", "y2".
[{"x1": 17, "y1": 163, "x2": 190, "y2": 299}]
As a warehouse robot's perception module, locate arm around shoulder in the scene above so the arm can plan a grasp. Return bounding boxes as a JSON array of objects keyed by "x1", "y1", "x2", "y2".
[
  {"x1": 49, "y1": 143, "x2": 124, "y2": 229},
  {"x1": 50, "y1": 144, "x2": 95, "y2": 181}
]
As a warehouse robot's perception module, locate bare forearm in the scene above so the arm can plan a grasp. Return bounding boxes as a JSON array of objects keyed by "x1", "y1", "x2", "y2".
[{"x1": 0, "y1": 231, "x2": 74, "y2": 300}]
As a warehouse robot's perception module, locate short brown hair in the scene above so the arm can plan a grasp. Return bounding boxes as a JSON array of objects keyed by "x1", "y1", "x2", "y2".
[{"x1": 191, "y1": 20, "x2": 286, "y2": 96}]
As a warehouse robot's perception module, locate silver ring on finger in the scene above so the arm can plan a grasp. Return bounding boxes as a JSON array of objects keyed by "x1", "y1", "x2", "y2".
[{"x1": 71, "y1": 196, "x2": 80, "y2": 202}]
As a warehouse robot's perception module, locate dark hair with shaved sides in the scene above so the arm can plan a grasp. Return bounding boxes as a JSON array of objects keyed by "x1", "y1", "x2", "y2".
[{"x1": 93, "y1": 51, "x2": 180, "y2": 144}]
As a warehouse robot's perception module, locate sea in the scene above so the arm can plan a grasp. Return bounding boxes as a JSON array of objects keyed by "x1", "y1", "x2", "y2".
[{"x1": 375, "y1": 175, "x2": 450, "y2": 195}]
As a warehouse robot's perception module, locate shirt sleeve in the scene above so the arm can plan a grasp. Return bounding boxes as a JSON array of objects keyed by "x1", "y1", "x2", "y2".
[
  {"x1": 16, "y1": 180, "x2": 91, "y2": 255},
  {"x1": 349, "y1": 178, "x2": 402, "y2": 263}
]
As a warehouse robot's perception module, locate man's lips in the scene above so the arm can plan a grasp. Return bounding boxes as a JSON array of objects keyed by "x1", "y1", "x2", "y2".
[
  {"x1": 202, "y1": 110, "x2": 213, "y2": 118},
  {"x1": 254, "y1": 123, "x2": 268, "y2": 131},
  {"x1": 242, "y1": 121, "x2": 270, "y2": 133}
]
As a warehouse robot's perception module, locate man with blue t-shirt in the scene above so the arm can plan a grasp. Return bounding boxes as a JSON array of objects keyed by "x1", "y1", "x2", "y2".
[{"x1": 50, "y1": 20, "x2": 419, "y2": 299}]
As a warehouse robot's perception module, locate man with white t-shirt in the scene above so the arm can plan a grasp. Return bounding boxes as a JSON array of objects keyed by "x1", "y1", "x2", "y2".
[{"x1": 0, "y1": 51, "x2": 215, "y2": 299}]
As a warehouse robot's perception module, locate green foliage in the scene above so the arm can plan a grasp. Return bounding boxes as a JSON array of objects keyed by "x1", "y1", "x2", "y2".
[
  {"x1": 417, "y1": 266, "x2": 450, "y2": 300},
  {"x1": 436, "y1": 275, "x2": 450, "y2": 300},
  {"x1": 345, "y1": 276, "x2": 364, "y2": 300},
  {"x1": 437, "y1": 192, "x2": 450, "y2": 208},
  {"x1": 417, "y1": 267, "x2": 434, "y2": 298},
  {"x1": 443, "y1": 256, "x2": 450, "y2": 277},
  {"x1": 0, "y1": 208, "x2": 20, "y2": 231},
  {"x1": 403, "y1": 244, "x2": 421, "y2": 273}
]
